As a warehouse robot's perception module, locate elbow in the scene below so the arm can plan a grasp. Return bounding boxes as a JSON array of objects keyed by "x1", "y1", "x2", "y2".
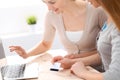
[{"x1": 42, "y1": 41, "x2": 51, "y2": 50}]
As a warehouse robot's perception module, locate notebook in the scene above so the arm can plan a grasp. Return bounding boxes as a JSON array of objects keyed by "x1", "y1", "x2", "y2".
[{"x1": 0, "y1": 63, "x2": 39, "y2": 80}]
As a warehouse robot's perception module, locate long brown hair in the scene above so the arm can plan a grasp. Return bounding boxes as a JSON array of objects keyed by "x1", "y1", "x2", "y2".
[{"x1": 98, "y1": 0, "x2": 120, "y2": 30}]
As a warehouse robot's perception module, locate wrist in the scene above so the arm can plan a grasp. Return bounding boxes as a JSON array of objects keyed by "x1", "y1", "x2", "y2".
[
  {"x1": 22, "y1": 54, "x2": 28, "y2": 59},
  {"x1": 78, "y1": 70, "x2": 89, "y2": 79},
  {"x1": 72, "y1": 59, "x2": 78, "y2": 64}
]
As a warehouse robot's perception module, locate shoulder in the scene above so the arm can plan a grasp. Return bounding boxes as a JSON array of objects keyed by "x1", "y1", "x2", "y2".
[
  {"x1": 45, "y1": 11, "x2": 62, "y2": 25},
  {"x1": 87, "y1": 4, "x2": 106, "y2": 16},
  {"x1": 108, "y1": 22, "x2": 120, "y2": 40},
  {"x1": 46, "y1": 11, "x2": 60, "y2": 20},
  {"x1": 87, "y1": 4, "x2": 107, "y2": 25},
  {"x1": 111, "y1": 23, "x2": 120, "y2": 35}
]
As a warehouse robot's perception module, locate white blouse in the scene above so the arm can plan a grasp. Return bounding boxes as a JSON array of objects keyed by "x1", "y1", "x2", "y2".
[{"x1": 66, "y1": 31, "x2": 83, "y2": 43}]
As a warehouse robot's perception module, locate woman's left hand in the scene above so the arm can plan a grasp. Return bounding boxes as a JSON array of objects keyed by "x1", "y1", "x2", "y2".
[{"x1": 70, "y1": 61, "x2": 88, "y2": 78}]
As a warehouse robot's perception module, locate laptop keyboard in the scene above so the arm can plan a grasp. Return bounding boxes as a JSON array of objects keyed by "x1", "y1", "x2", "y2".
[{"x1": 1, "y1": 64, "x2": 26, "y2": 78}]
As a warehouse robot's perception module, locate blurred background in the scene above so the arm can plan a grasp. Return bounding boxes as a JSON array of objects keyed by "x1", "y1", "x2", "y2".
[{"x1": 0, "y1": 0, "x2": 63, "y2": 58}]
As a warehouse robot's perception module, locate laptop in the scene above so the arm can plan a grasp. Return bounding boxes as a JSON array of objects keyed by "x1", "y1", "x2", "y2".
[{"x1": 0, "y1": 63, "x2": 39, "y2": 80}]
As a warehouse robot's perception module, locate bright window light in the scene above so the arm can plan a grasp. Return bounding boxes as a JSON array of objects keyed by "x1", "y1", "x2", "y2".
[
  {"x1": 0, "y1": 0, "x2": 47, "y2": 35},
  {"x1": 0, "y1": 0, "x2": 42, "y2": 8}
]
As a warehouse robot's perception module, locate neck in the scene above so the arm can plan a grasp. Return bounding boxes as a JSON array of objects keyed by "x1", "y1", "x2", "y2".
[
  {"x1": 107, "y1": 16, "x2": 113, "y2": 24},
  {"x1": 62, "y1": 0, "x2": 87, "y2": 16}
]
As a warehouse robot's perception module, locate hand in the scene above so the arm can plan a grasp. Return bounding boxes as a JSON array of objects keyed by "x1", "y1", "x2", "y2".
[
  {"x1": 59, "y1": 58, "x2": 75, "y2": 69},
  {"x1": 51, "y1": 56, "x2": 63, "y2": 64},
  {"x1": 9, "y1": 46, "x2": 28, "y2": 58},
  {"x1": 71, "y1": 61, "x2": 88, "y2": 78}
]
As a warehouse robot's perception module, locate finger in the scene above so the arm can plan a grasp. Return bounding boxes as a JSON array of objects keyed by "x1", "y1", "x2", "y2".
[
  {"x1": 9, "y1": 46, "x2": 15, "y2": 48},
  {"x1": 51, "y1": 58, "x2": 56, "y2": 64},
  {"x1": 70, "y1": 65, "x2": 76, "y2": 74},
  {"x1": 9, "y1": 46, "x2": 19, "y2": 48},
  {"x1": 70, "y1": 69, "x2": 74, "y2": 74},
  {"x1": 52, "y1": 56, "x2": 63, "y2": 63},
  {"x1": 69, "y1": 55, "x2": 74, "y2": 59},
  {"x1": 51, "y1": 57, "x2": 59, "y2": 64},
  {"x1": 58, "y1": 59, "x2": 69, "y2": 69},
  {"x1": 9, "y1": 47, "x2": 18, "y2": 52},
  {"x1": 9, "y1": 46, "x2": 22, "y2": 50},
  {"x1": 9, "y1": 49, "x2": 14, "y2": 52},
  {"x1": 64, "y1": 55, "x2": 68, "y2": 58},
  {"x1": 9, "y1": 48, "x2": 19, "y2": 52}
]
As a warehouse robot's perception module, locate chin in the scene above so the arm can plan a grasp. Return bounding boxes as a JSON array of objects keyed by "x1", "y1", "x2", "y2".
[
  {"x1": 54, "y1": 11, "x2": 60, "y2": 14},
  {"x1": 92, "y1": 4, "x2": 99, "y2": 8},
  {"x1": 94, "y1": 3, "x2": 101, "y2": 7}
]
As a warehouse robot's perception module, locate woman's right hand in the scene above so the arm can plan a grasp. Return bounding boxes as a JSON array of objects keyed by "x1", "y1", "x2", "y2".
[
  {"x1": 9, "y1": 46, "x2": 28, "y2": 59},
  {"x1": 51, "y1": 56, "x2": 64, "y2": 64}
]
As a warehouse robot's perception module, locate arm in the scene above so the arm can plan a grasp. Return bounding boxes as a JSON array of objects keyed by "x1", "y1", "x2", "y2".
[
  {"x1": 9, "y1": 40, "x2": 52, "y2": 58},
  {"x1": 71, "y1": 24, "x2": 120, "y2": 80},
  {"x1": 27, "y1": 40, "x2": 52, "y2": 57},
  {"x1": 55, "y1": 53, "x2": 101, "y2": 69},
  {"x1": 74, "y1": 53, "x2": 101, "y2": 66},
  {"x1": 71, "y1": 27, "x2": 120, "y2": 80},
  {"x1": 71, "y1": 61, "x2": 103, "y2": 80},
  {"x1": 64, "y1": 50, "x2": 97, "y2": 59},
  {"x1": 9, "y1": 12, "x2": 56, "y2": 58},
  {"x1": 102, "y1": 26, "x2": 120, "y2": 80}
]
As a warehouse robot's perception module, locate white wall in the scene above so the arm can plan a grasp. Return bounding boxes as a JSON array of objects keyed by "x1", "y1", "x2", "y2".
[
  {"x1": 0, "y1": 1, "x2": 48, "y2": 35},
  {"x1": 0, "y1": 1, "x2": 63, "y2": 57},
  {"x1": 1, "y1": 32, "x2": 63, "y2": 57}
]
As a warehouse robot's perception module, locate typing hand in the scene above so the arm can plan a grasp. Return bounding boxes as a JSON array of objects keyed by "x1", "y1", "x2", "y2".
[{"x1": 9, "y1": 46, "x2": 28, "y2": 59}]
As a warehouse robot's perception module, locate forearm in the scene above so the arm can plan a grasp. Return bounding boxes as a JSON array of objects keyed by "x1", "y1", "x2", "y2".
[
  {"x1": 68, "y1": 50, "x2": 98, "y2": 59},
  {"x1": 77, "y1": 50, "x2": 98, "y2": 58},
  {"x1": 73, "y1": 53, "x2": 101, "y2": 66},
  {"x1": 27, "y1": 41, "x2": 52, "y2": 57},
  {"x1": 79, "y1": 71, "x2": 103, "y2": 80}
]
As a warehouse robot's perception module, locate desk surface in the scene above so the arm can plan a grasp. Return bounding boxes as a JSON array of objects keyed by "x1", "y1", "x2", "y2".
[{"x1": 0, "y1": 50, "x2": 98, "y2": 80}]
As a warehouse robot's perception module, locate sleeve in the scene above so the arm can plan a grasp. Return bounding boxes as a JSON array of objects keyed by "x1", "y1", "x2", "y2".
[
  {"x1": 103, "y1": 27, "x2": 120, "y2": 80},
  {"x1": 42, "y1": 12, "x2": 56, "y2": 42},
  {"x1": 98, "y1": 7, "x2": 107, "y2": 29}
]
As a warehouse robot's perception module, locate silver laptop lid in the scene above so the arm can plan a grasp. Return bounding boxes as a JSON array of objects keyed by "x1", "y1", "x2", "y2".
[
  {"x1": 0, "y1": 69, "x2": 3, "y2": 80},
  {"x1": 0, "y1": 39, "x2": 5, "y2": 59}
]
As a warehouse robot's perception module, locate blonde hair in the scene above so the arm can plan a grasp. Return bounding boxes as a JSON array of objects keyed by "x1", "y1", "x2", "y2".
[{"x1": 98, "y1": 0, "x2": 120, "y2": 30}]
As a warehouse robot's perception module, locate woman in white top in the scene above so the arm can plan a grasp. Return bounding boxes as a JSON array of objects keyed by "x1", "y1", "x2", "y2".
[{"x1": 9, "y1": 0, "x2": 106, "y2": 60}]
